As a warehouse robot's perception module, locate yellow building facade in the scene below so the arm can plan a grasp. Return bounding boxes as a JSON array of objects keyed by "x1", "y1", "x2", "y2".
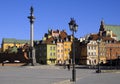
[
  {"x1": 63, "y1": 40, "x2": 72, "y2": 64},
  {"x1": 1, "y1": 38, "x2": 29, "y2": 52}
]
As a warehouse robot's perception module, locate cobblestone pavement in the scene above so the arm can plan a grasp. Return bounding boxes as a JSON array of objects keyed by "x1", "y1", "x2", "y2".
[
  {"x1": 0, "y1": 65, "x2": 120, "y2": 84},
  {"x1": 0, "y1": 65, "x2": 93, "y2": 84}
]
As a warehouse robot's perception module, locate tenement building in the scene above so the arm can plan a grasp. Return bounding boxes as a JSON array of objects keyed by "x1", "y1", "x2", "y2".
[
  {"x1": 79, "y1": 20, "x2": 120, "y2": 65},
  {"x1": 1, "y1": 38, "x2": 29, "y2": 52}
]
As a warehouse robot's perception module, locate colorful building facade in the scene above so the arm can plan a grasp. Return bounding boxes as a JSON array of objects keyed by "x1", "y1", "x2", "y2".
[
  {"x1": 63, "y1": 38, "x2": 72, "y2": 64},
  {"x1": 56, "y1": 41, "x2": 64, "y2": 64},
  {"x1": 105, "y1": 43, "x2": 120, "y2": 61},
  {"x1": 1, "y1": 38, "x2": 29, "y2": 52},
  {"x1": 87, "y1": 40, "x2": 98, "y2": 65},
  {"x1": 37, "y1": 43, "x2": 57, "y2": 65}
]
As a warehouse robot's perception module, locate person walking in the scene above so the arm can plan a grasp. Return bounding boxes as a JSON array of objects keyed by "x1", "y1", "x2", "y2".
[{"x1": 67, "y1": 59, "x2": 71, "y2": 71}]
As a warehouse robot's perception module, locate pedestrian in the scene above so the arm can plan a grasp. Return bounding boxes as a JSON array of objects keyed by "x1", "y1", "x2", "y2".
[
  {"x1": 67, "y1": 64, "x2": 70, "y2": 71},
  {"x1": 63, "y1": 62, "x2": 66, "y2": 69},
  {"x1": 68, "y1": 59, "x2": 71, "y2": 71}
]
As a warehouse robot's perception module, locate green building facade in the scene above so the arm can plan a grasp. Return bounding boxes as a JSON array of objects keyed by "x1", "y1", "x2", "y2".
[{"x1": 36, "y1": 43, "x2": 57, "y2": 65}]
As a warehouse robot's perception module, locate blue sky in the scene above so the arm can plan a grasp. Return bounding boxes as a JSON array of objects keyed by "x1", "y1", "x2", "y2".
[{"x1": 0, "y1": 0, "x2": 120, "y2": 46}]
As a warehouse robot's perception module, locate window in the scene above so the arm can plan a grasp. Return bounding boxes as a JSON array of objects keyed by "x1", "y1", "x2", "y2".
[
  {"x1": 88, "y1": 46, "x2": 91, "y2": 50},
  {"x1": 68, "y1": 49, "x2": 70, "y2": 52},
  {"x1": 91, "y1": 52, "x2": 93, "y2": 55},
  {"x1": 88, "y1": 52, "x2": 90, "y2": 55},
  {"x1": 65, "y1": 44, "x2": 67, "y2": 46},
  {"x1": 57, "y1": 54, "x2": 60, "y2": 58},
  {"x1": 53, "y1": 47, "x2": 55, "y2": 50},
  {"x1": 50, "y1": 46, "x2": 52, "y2": 50},
  {"x1": 93, "y1": 52, "x2": 96, "y2": 56},
  {"x1": 50, "y1": 53, "x2": 52, "y2": 56},
  {"x1": 53, "y1": 53, "x2": 55, "y2": 56},
  {"x1": 92, "y1": 46, "x2": 94, "y2": 50},
  {"x1": 58, "y1": 50, "x2": 60, "y2": 52},
  {"x1": 65, "y1": 48, "x2": 67, "y2": 51},
  {"x1": 57, "y1": 45, "x2": 60, "y2": 47},
  {"x1": 106, "y1": 40, "x2": 108, "y2": 43},
  {"x1": 93, "y1": 46, "x2": 96, "y2": 50}
]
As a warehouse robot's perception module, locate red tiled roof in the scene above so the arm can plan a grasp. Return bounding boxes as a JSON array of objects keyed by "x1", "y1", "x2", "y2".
[
  {"x1": 89, "y1": 34, "x2": 116, "y2": 41},
  {"x1": 59, "y1": 31, "x2": 67, "y2": 40},
  {"x1": 44, "y1": 37, "x2": 54, "y2": 44},
  {"x1": 89, "y1": 34, "x2": 98, "y2": 40},
  {"x1": 42, "y1": 30, "x2": 68, "y2": 44}
]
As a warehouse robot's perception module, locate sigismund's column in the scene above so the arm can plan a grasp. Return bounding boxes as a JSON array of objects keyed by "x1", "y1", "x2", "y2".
[{"x1": 28, "y1": 6, "x2": 36, "y2": 66}]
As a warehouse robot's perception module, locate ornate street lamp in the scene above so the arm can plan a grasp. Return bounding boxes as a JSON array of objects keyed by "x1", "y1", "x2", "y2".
[
  {"x1": 68, "y1": 18, "x2": 78, "y2": 82},
  {"x1": 96, "y1": 38, "x2": 102, "y2": 73}
]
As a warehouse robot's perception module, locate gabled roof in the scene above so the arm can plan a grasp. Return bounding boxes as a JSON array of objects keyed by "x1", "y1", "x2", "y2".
[
  {"x1": 59, "y1": 31, "x2": 67, "y2": 40},
  {"x1": 89, "y1": 34, "x2": 116, "y2": 42},
  {"x1": 42, "y1": 29, "x2": 68, "y2": 44},
  {"x1": 43, "y1": 37, "x2": 54, "y2": 44}
]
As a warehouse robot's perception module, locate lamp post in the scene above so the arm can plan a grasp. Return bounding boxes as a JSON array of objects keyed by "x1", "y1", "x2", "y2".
[
  {"x1": 28, "y1": 6, "x2": 36, "y2": 66},
  {"x1": 68, "y1": 18, "x2": 78, "y2": 82},
  {"x1": 96, "y1": 38, "x2": 102, "y2": 73}
]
